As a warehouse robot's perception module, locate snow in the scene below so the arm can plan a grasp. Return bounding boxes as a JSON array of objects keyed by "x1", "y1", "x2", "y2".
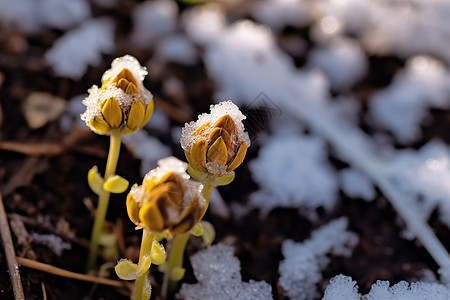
[
  {"x1": 322, "y1": 275, "x2": 360, "y2": 300},
  {"x1": 185, "y1": 16, "x2": 329, "y2": 106},
  {"x1": 122, "y1": 131, "x2": 172, "y2": 177},
  {"x1": 369, "y1": 55, "x2": 450, "y2": 143},
  {"x1": 182, "y1": 4, "x2": 226, "y2": 46},
  {"x1": 130, "y1": 0, "x2": 178, "y2": 47},
  {"x1": 308, "y1": 37, "x2": 368, "y2": 90},
  {"x1": 385, "y1": 140, "x2": 450, "y2": 228},
  {"x1": 279, "y1": 218, "x2": 358, "y2": 300},
  {"x1": 178, "y1": 243, "x2": 273, "y2": 300},
  {"x1": 340, "y1": 168, "x2": 375, "y2": 201},
  {"x1": 45, "y1": 18, "x2": 115, "y2": 79},
  {"x1": 250, "y1": 0, "x2": 309, "y2": 32},
  {"x1": 248, "y1": 131, "x2": 338, "y2": 219},
  {"x1": 155, "y1": 35, "x2": 198, "y2": 65},
  {"x1": 322, "y1": 274, "x2": 450, "y2": 300},
  {"x1": 32, "y1": 233, "x2": 71, "y2": 256},
  {"x1": 0, "y1": 0, "x2": 90, "y2": 34},
  {"x1": 180, "y1": 101, "x2": 251, "y2": 152},
  {"x1": 311, "y1": 0, "x2": 450, "y2": 64}
]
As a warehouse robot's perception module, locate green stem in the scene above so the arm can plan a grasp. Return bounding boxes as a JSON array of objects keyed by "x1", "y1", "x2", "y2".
[
  {"x1": 161, "y1": 182, "x2": 214, "y2": 298},
  {"x1": 87, "y1": 131, "x2": 122, "y2": 272},
  {"x1": 134, "y1": 230, "x2": 154, "y2": 300}
]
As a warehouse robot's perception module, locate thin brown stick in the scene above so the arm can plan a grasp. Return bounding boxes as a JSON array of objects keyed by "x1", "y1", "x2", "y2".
[
  {"x1": 16, "y1": 257, "x2": 125, "y2": 288},
  {"x1": 0, "y1": 193, "x2": 25, "y2": 300},
  {"x1": 41, "y1": 281, "x2": 47, "y2": 300}
]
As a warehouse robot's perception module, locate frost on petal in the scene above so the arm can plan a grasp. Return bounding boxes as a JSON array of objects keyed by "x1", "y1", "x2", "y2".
[
  {"x1": 180, "y1": 101, "x2": 251, "y2": 152},
  {"x1": 178, "y1": 243, "x2": 273, "y2": 300},
  {"x1": 102, "y1": 54, "x2": 153, "y2": 106},
  {"x1": 279, "y1": 218, "x2": 358, "y2": 300},
  {"x1": 249, "y1": 131, "x2": 338, "y2": 219}
]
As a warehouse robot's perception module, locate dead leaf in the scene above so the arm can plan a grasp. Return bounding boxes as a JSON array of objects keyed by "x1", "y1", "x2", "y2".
[{"x1": 22, "y1": 92, "x2": 67, "y2": 129}]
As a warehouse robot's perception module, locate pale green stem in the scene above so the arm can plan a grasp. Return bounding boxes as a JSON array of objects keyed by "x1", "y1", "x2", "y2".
[
  {"x1": 161, "y1": 182, "x2": 214, "y2": 298},
  {"x1": 87, "y1": 131, "x2": 122, "y2": 272},
  {"x1": 134, "y1": 229, "x2": 154, "y2": 300}
]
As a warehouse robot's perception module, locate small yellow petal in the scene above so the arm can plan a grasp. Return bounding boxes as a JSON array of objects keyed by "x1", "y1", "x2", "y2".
[
  {"x1": 140, "y1": 100, "x2": 154, "y2": 128},
  {"x1": 114, "y1": 259, "x2": 139, "y2": 280},
  {"x1": 190, "y1": 140, "x2": 207, "y2": 171},
  {"x1": 125, "y1": 82, "x2": 139, "y2": 94},
  {"x1": 127, "y1": 100, "x2": 145, "y2": 130},
  {"x1": 207, "y1": 136, "x2": 228, "y2": 165},
  {"x1": 137, "y1": 255, "x2": 152, "y2": 275},
  {"x1": 214, "y1": 114, "x2": 235, "y2": 136},
  {"x1": 150, "y1": 240, "x2": 166, "y2": 265},
  {"x1": 200, "y1": 220, "x2": 215, "y2": 246},
  {"x1": 139, "y1": 201, "x2": 164, "y2": 232},
  {"x1": 126, "y1": 194, "x2": 140, "y2": 225},
  {"x1": 101, "y1": 97, "x2": 122, "y2": 128},
  {"x1": 89, "y1": 116, "x2": 111, "y2": 134},
  {"x1": 116, "y1": 78, "x2": 129, "y2": 91},
  {"x1": 226, "y1": 142, "x2": 247, "y2": 172},
  {"x1": 87, "y1": 165, "x2": 104, "y2": 196},
  {"x1": 103, "y1": 175, "x2": 129, "y2": 193},
  {"x1": 112, "y1": 68, "x2": 138, "y2": 87}
]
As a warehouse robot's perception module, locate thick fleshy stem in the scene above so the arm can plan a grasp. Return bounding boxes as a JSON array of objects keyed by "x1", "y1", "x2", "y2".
[
  {"x1": 161, "y1": 182, "x2": 213, "y2": 298},
  {"x1": 87, "y1": 131, "x2": 122, "y2": 272},
  {"x1": 134, "y1": 230, "x2": 154, "y2": 300}
]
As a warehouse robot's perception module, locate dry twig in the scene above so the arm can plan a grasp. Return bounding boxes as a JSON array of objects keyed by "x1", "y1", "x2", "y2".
[
  {"x1": 16, "y1": 257, "x2": 126, "y2": 288},
  {"x1": 0, "y1": 193, "x2": 25, "y2": 300}
]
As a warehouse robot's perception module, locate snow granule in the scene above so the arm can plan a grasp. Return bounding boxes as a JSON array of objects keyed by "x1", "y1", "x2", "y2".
[
  {"x1": 122, "y1": 130, "x2": 172, "y2": 177},
  {"x1": 32, "y1": 233, "x2": 71, "y2": 256},
  {"x1": 45, "y1": 18, "x2": 115, "y2": 79},
  {"x1": 322, "y1": 275, "x2": 361, "y2": 300},
  {"x1": 323, "y1": 274, "x2": 450, "y2": 300},
  {"x1": 178, "y1": 243, "x2": 273, "y2": 300},
  {"x1": 369, "y1": 55, "x2": 450, "y2": 143},
  {"x1": 339, "y1": 168, "x2": 375, "y2": 201},
  {"x1": 130, "y1": 0, "x2": 178, "y2": 47},
  {"x1": 0, "y1": 0, "x2": 90, "y2": 34},
  {"x1": 308, "y1": 37, "x2": 368, "y2": 90},
  {"x1": 248, "y1": 132, "x2": 338, "y2": 219},
  {"x1": 180, "y1": 101, "x2": 251, "y2": 152},
  {"x1": 279, "y1": 218, "x2": 358, "y2": 300}
]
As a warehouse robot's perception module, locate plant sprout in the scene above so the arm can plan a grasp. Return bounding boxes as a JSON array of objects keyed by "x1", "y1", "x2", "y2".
[
  {"x1": 115, "y1": 157, "x2": 207, "y2": 300},
  {"x1": 161, "y1": 101, "x2": 250, "y2": 296},
  {"x1": 80, "y1": 55, "x2": 154, "y2": 271}
]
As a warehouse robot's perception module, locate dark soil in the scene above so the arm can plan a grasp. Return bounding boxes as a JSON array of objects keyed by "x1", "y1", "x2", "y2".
[{"x1": 1, "y1": 1, "x2": 449, "y2": 300}]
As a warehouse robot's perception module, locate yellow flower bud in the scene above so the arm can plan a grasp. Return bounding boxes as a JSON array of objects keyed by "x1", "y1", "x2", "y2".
[
  {"x1": 126, "y1": 157, "x2": 206, "y2": 235},
  {"x1": 181, "y1": 101, "x2": 250, "y2": 176},
  {"x1": 81, "y1": 55, "x2": 154, "y2": 135}
]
